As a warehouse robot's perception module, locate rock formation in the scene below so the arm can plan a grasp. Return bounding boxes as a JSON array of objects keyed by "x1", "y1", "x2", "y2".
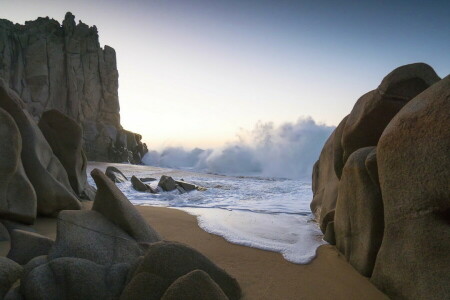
[
  {"x1": 0, "y1": 79, "x2": 81, "y2": 217},
  {"x1": 311, "y1": 63, "x2": 449, "y2": 299},
  {"x1": 0, "y1": 107, "x2": 36, "y2": 224},
  {"x1": 38, "y1": 109, "x2": 96, "y2": 200},
  {"x1": 371, "y1": 75, "x2": 450, "y2": 299},
  {"x1": 0, "y1": 12, "x2": 147, "y2": 163}
]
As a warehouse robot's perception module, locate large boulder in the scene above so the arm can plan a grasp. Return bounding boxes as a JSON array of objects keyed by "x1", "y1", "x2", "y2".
[
  {"x1": 334, "y1": 147, "x2": 384, "y2": 277},
  {"x1": 0, "y1": 107, "x2": 36, "y2": 224},
  {"x1": 131, "y1": 241, "x2": 241, "y2": 300},
  {"x1": 38, "y1": 109, "x2": 96, "y2": 200},
  {"x1": 371, "y1": 76, "x2": 450, "y2": 299},
  {"x1": 310, "y1": 131, "x2": 340, "y2": 232},
  {"x1": 0, "y1": 80, "x2": 81, "y2": 216},
  {"x1": 120, "y1": 272, "x2": 166, "y2": 300},
  {"x1": 332, "y1": 116, "x2": 348, "y2": 180},
  {"x1": 161, "y1": 270, "x2": 229, "y2": 300},
  {"x1": 341, "y1": 63, "x2": 440, "y2": 165},
  {"x1": 7, "y1": 230, "x2": 54, "y2": 265},
  {"x1": 91, "y1": 169, "x2": 161, "y2": 243},
  {"x1": 0, "y1": 257, "x2": 22, "y2": 299},
  {"x1": 20, "y1": 257, "x2": 129, "y2": 300},
  {"x1": 48, "y1": 210, "x2": 145, "y2": 265}
]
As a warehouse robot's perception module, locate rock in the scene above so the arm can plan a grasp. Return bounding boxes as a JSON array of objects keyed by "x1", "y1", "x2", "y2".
[
  {"x1": 48, "y1": 210, "x2": 145, "y2": 265},
  {"x1": 3, "y1": 286, "x2": 23, "y2": 300},
  {"x1": 371, "y1": 76, "x2": 450, "y2": 299},
  {"x1": 158, "y1": 175, "x2": 177, "y2": 191},
  {"x1": 0, "y1": 222, "x2": 9, "y2": 241},
  {"x1": 175, "y1": 180, "x2": 207, "y2": 192},
  {"x1": 0, "y1": 80, "x2": 81, "y2": 216},
  {"x1": 162, "y1": 270, "x2": 229, "y2": 300},
  {"x1": 0, "y1": 13, "x2": 146, "y2": 163},
  {"x1": 0, "y1": 107, "x2": 36, "y2": 224},
  {"x1": 1, "y1": 220, "x2": 36, "y2": 235},
  {"x1": 91, "y1": 169, "x2": 161, "y2": 243},
  {"x1": 341, "y1": 63, "x2": 440, "y2": 165},
  {"x1": 120, "y1": 272, "x2": 167, "y2": 300},
  {"x1": 105, "y1": 166, "x2": 128, "y2": 183},
  {"x1": 133, "y1": 241, "x2": 241, "y2": 300},
  {"x1": 38, "y1": 109, "x2": 96, "y2": 200},
  {"x1": 334, "y1": 147, "x2": 383, "y2": 277},
  {"x1": 0, "y1": 257, "x2": 22, "y2": 299},
  {"x1": 310, "y1": 132, "x2": 340, "y2": 232},
  {"x1": 21, "y1": 257, "x2": 129, "y2": 300},
  {"x1": 332, "y1": 116, "x2": 348, "y2": 180},
  {"x1": 140, "y1": 177, "x2": 157, "y2": 182},
  {"x1": 7, "y1": 230, "x2": 54, "y2": 265},
  {"x1": 323, "y1": 221, "x2": 336, "y2": 245},
  {"x1": 131, "y1": 175, "x2": 153, "y2": 193}
]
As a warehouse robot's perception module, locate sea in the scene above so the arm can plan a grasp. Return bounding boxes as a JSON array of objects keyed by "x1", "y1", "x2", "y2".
[{"x1": 87, "y1": 161, "x2": 325, "y2": 264}]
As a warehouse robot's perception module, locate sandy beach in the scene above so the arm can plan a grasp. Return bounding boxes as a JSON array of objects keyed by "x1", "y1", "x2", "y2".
[{"x1": 1, "y1": 204, "x2": 388, "y2": 300}]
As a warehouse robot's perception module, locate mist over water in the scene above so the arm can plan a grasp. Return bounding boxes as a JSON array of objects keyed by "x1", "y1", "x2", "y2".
[{"x1": 143, "y1": 117, "x2": 334, "y2": 179}]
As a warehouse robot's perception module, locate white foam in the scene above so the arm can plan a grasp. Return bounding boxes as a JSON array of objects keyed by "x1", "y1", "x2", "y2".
[{"x1": 179, "y1": 208, "x2": 326, "y2": 264}]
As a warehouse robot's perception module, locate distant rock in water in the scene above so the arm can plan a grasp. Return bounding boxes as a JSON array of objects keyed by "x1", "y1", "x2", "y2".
[
  {"x1": 0, "y1": 12, "x2": 147, "y2": 163},
  {"x1": 311, "y1": 63, "x2": 449, "y2": 299}
]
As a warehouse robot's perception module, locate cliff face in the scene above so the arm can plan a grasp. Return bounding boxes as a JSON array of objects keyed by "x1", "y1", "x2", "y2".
[{"x1": 0, "y1": 12, "x2": 145, "y2": 162}]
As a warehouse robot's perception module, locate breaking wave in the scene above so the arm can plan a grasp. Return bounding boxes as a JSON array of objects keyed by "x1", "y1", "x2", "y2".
[{"x1": 142, "y1": 117, "x2": 334, "y2": 179}]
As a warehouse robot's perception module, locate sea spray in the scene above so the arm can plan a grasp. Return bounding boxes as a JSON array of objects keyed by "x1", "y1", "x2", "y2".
[{"x1": 142, "y1": 117, "x2": 334, "y2": 179}]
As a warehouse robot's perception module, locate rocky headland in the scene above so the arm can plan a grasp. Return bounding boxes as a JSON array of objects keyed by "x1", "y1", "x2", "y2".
[
  {"x1": 0, "y1": 13, "x2": 147, "y2": 163},
  {"x1": 311, "y1": 63, "x2": 449, "y2": 299}
]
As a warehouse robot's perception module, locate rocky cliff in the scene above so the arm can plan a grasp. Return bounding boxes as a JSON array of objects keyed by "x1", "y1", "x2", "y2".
[
  {"x1": 0, "y1": 12, "x2": 147, "y2": 163},
  {"x1": 311, "y1": 63, "x2": 449, "y2": 299}
]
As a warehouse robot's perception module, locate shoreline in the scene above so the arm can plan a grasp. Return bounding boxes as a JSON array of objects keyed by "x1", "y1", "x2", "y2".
[{"x1": 1, "y1": 205, "x2": 387, "y2": 299}]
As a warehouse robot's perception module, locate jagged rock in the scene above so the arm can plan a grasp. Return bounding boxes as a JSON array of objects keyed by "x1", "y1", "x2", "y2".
[
  {"x1": 7, "y1": 230, "x2": 54, "y2": 265},
  {"x1": 0, "y1": 257, "x2": 22, "y2": 299},
  {"x1": 131, "y1": 176, "x2": 154, "y2": 193},
  {"x1": 341, "y1": 63, "x2": 440, "y2": 165},
  {"x1": 38, "y1": 109, "x2": 96, "y2": 200},
  {"x1": 161, "y1": 270, "x2": 229, "y2": 300},
  {"x1": 158, "y1": 175, "x2": 177, "y2": 191},
  {"x1": 20, "y1": 257, "x2": 129, "y2": 300},
  {"x1": 0, "y1": 80, "x2": 81, "y2": 216},
  {"x1": 334, "y1": 147, "x2": 383, "y2": 277},
  {"x1": 132, "y1": 241, "x2": 241, "y2": 300},
  {"x1": 48, "y1": 210, "x2": 145, "y2": 265},
  {"x1": 105, "y1": 166, "x2": 128, "y2": 183},
  {"x1": 310, "y1": 132, "x2": 340, "y2": 232},
  {"x1": 0, "y1": 13, "x2": 146, "y2": 163},
  {"x1": 371, "y1": 76, "x2": 450, "y2": 299},
  {"x1": 91, "y1": 169, "x2": 161, "y2": 243},
  {"x1": 0, "y1": 107, "x2": 36, "y2": 224}
]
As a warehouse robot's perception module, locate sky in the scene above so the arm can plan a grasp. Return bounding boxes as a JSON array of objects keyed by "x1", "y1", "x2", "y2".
[{"x1": 2, "y1": 0, "x2": 450, "y2": 149}]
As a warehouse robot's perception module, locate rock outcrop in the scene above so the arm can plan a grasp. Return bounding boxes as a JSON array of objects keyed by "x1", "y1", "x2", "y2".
[
  {"x1": 38, "y1": 109, "x2": 96, "y2": 200},
  {"x1": 311, "y1": 63, "x2": 449, "y2": 299},
  {"x1": 334, "y1": 147, "x2": 383, "y2": 277},
  {"x1": 371, "y1": 75, "x2": 450, "y2": 299},
  {"x1": 0, "y1": 107, "x2": 36, "y2": 224},
  {"x1": 0, "y1": 79, "x2": 81, "y2": 217},
  {"x1": 7, "y1": 230, "x2": 54, "y2": 265},
  {"x1": 128, "y1": 241, "x2": 241, "y2": 300},
  {"x1": 0, "y1": 13, "x2": 147, "y2": 163},
  {"x1": 0, "y1": 257, "x2": 22, "y2": 299}
]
